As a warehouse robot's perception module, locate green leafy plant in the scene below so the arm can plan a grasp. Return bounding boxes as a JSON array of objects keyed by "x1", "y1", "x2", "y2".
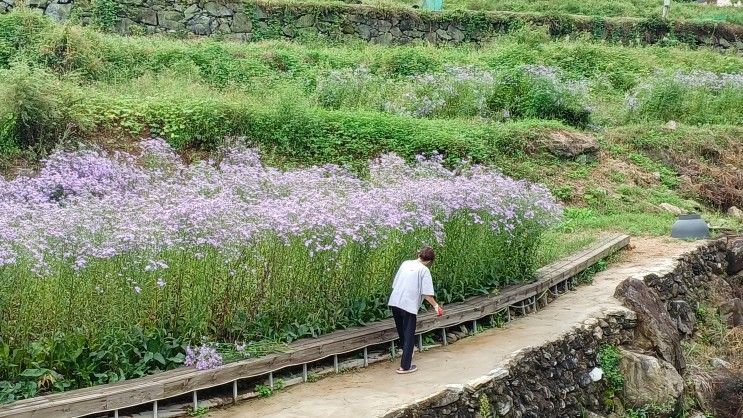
[
  {"x1": 598, "y1": 344, "x2": 624, "y2": 400},
  {"x1": 90, "y1": 0, "x2": 120, "y2": 31}
]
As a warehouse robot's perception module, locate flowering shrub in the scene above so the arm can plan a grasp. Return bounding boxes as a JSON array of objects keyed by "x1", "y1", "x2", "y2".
[
  {"x1": 184, "y1": 344, "x2": 223, "y2": 371},
  {"x1": 314, "y1": 65, "x2": 591, "y2": 126},
  {"x1": 486, "y1": 65, "x2": 592, "y2": 128},
  {"x1": 627, "y1": 70, "x2": 743, "y2": 125},
  {"x1": 383, "y1": 66, "x2": 495, "y2": 118},
  {"x1": 0, "y1": 139, "x2": 560, "y2": 382}
]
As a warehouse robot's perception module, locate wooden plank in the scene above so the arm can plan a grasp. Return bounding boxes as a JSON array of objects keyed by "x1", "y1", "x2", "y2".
[{"x1": 0, "y1": 234, "x2": 629, "y2": 418}]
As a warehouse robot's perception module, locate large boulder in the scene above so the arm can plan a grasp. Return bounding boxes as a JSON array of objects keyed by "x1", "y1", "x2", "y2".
[
  {"x1": 718, "y1": 298, "x2": 743, "y2": 327},
  {"x1": 619, "y1": 349, "x2": 684, "y2": 411},
  {"x1": 614, "y1": 278, "x2": 685, "y2": 371},
  {"x1": 542, "y1": 131, "x2": 599, "y2": 159},
  {"x1": 726, "y1": 237, "x2": 743, "y2": 275}
]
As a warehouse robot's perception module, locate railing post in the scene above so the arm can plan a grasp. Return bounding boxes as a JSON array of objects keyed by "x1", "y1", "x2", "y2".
[{"x1": 662, "y1": 0, "x2": 670, "y2": 18}]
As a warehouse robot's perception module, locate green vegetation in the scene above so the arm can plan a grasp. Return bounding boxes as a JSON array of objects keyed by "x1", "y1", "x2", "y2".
[
  {"x1": 0, "y1": 2, "x2": 741, "y2": 405},
  {"x1": 598, "y1": 344, "x2": 624, "y2": 400},
  {"x1": 436, "y1": 0, "x2": 743, "y2": 25}
]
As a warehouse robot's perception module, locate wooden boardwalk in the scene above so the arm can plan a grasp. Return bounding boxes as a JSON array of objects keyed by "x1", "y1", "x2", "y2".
[{"x1": 0, "y1": 234, "x2": 630, "y2": 418}]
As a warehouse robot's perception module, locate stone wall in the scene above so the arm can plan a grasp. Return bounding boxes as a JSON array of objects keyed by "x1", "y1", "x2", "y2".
[
  {"x1": 384, "y1": 308, "x2": 637, "y2": 418},
  {"x1": 3, "y1": 0, "x2": 743, "y2": 49},
  {"x1": 384, "y1": 237, "x2": 743, "y2": 418}
]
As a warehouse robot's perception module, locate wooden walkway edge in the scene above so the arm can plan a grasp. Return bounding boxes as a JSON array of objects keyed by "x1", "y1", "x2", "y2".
[{"x1": 0, "y1": 234, "x2": 630, "y2": 418}]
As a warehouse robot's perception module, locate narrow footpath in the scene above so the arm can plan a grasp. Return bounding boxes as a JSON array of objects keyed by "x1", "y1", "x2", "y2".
[{"x1": 210, "y1": 237, "x2": 701, "y2": 418}]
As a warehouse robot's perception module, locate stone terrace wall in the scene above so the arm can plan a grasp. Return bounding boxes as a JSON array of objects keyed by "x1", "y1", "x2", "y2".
[
  {"x1": 384, "y1": 308, "x2": 637, "y2": 418},
  {"x1": 3, "y1": 0, "x2": 743, "y2": 49},
  {"x1": 384, "y1": 237, "x2": 743, "y2": 418}
]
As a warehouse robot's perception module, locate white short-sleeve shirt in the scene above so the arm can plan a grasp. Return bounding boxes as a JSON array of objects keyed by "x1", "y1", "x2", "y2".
[{"x1": 388, "y1": 260, "x2": 435, "y2": 315}]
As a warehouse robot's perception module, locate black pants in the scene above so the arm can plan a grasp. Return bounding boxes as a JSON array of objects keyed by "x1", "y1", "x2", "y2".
[{"x1": 391, "y1": 306, "x2": 417, "y2": 371}]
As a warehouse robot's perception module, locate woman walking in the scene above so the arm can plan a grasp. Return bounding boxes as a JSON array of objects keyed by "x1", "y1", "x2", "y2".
[{"x1": 388, "y1": 246, "x2": 443, "y2": 374}]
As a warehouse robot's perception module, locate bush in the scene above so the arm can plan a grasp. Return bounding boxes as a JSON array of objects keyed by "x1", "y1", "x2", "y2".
[
  {"x1": 377, "y1": 48, "x2": 442, "y2": 77},
  {"x1": 487, "y1": 65, "x2": 592, "y2": 128},
  {"x1": 627, "y1": 71, "x2": 743, "y2": 125},
  {"x1": 0, "y1": 64, "x2": 77, "y2": 151}
]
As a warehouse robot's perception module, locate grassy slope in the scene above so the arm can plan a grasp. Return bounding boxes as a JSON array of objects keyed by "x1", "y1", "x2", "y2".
[
  {"x1": 0, "y1": 11, "x2": 741, "y2": 236},
  {"x1": 362, "y1": 0, "x2": 743, "y2": 25}
]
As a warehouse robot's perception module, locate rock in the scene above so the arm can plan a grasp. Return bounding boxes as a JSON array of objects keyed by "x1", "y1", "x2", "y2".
[
  {"x1": 543, "y1": 131, "x2": 599, "y2": 159},
  {"x1": 204, "y1": 1, "x2": 232, "y2": 17},
  {"x1": 44, "y1": 2, "x2": 72, "y2": 22},
  {"x1": 496, "y1": 397, "x2": 512, "y2": 415},
  {"x1": 718, "y1": 298, "x2": 743, "y2": 327},
  {"x1": 295, "y1": 14, "x2": 315, "y2": 28},
  {"x1": 664, "y1": 120, "x2": 678, "y2": 130},
  {"x1": 231, "y1": 13, "x2": 252, "y2": 33},
  {"x1": 727, "y1": 238, "x2": 743, "y2": 275},
  {"x1": 615, "y1": 278, "x2": 685, "y2": 371},
  {"x1": 711, "y1": 357, "x2": 733, "y2": 369},
  {"x1": 619, "y1": 349, "x2": 684, "y2": 410},
  {"x1": 448, "y1": 25, "x2": 464, "y2": 42},
  {"x1": 436, "y1": 28, "x2": 451, "y2": 40},
  {"x1": 668, "y1": 300, "x2": 696, "y2": 337},
  {"x1": 115, "y1": 17, "x2": 134, "y2": 34},
  {"x1": 728, "y1": 206, "x2": 743, "y2": 220},
  {"x1": 184, "y1": 4, "x2": 199, "y2": 20},
  {"x1": 357, "y1": 24, "x2": 371, "y2": 40},
  {"x1": 187, "y1": 16, "x2": 212, "y2": 35},
  {"x1": 134, "y1": 7, "x2": 158, "y2": 25},
  {"x1": 158, "y1": 11, "x2": 185, "y2": 31},
  {"x1": 659, "y1": 203, "x2": 684, "y2": 215},
  {"x1": 589, "y1": 367, "x2": 603, "y2": 382}
]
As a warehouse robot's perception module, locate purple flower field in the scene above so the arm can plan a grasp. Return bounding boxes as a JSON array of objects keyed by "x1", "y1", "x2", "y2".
[{"x1": 0, "y1": 139, "x2": 561, "y2": 365}]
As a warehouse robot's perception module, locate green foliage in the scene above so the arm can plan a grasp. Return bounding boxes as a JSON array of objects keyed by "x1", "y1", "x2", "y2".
[
  {"x1": 486, "y1": 67, "x2": 592, "y2": 128},
  {"x1": 629, "y1": 75, "x2": 743, "y2": 126},
  {"x1": 90, "y1": 0, "x2": 120, "y2": 31},
  {"x1": 625, "y1": 402, "x2": 675, "y2": 418},
  {"x1": 551, "y1": 185, "x2": 574, "y2": 202},
  {"x1": 187, "y1": 405, "x2": 210, "y2": 417},
  {"x1": 255, "y1": 379, "x2": 284, "y2": 397},
  {"x1": 376, "y1": 48, "x2": 442, "y2": 77},
  {"x1": 478, "y1": 393, "x2": 492, "y2": 418},
  {"x1": 598, "y1": 344, "x2": 624, "y2": 400},
  {"x1": 0, "y1": 327, "x2": 186, "y2": 402},
  {"x1": 0, "y1": 63, "x2": 77, "y2": 152},
  {"x1": 445, "y1": 0, "x2": 743, "y2": 25}
]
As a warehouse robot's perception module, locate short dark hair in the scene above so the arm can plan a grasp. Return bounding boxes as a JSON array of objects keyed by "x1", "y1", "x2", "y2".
[{"x1": 418, "y1": 246, "x2": 435, "y2": 262}]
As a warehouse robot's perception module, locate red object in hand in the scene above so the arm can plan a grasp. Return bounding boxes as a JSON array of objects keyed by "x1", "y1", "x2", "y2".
[{"x1": 436, "y1": 305, "x2": 444, "y2": 317}]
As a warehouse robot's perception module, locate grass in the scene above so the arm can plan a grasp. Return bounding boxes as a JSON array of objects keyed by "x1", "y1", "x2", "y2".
[{"x1": 328, "y1": 0, "x2": 743, "y2": 24}]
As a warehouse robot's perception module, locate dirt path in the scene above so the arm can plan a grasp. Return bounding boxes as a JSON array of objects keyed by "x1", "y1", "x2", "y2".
[{"x1": 210, "y1": 237, "x2": 701, "y2": 418}]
